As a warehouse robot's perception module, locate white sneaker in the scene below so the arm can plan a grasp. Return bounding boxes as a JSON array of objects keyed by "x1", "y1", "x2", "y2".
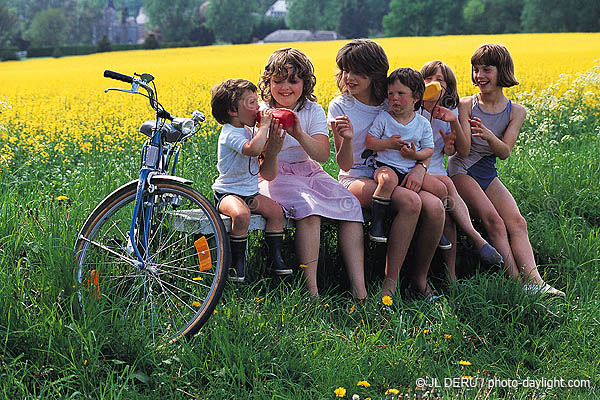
[{"x1": 522, "y1": 283, "x2": 565, "y2": 297}]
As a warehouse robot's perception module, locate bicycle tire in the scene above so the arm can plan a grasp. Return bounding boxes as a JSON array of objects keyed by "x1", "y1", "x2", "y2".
[{"x1": 74, "y1": 179, "x2": 230, "y2": 344}]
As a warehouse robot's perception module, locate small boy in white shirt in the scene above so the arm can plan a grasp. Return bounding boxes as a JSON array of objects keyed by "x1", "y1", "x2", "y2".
[
  {"x1": 211, "y1": 79, "x2": 290, "y2": 282},
  {"x1": 365, "y1": 68, "x2": 444, "y2": 243}
]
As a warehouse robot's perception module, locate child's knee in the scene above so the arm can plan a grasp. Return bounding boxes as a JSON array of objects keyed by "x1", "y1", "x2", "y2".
[
  {"x1": 230, "y1": 207, "x2": 251, "y2": 228},
  {"x1": 375, "y1": 167, "x2": 398, "y2": 192}
]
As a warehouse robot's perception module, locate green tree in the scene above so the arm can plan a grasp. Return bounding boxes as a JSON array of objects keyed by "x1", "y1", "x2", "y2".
[
  {"x1": 521, "y1": 0, "x2": 600, "y2": 32},
  {"x1": 0, "y1": 5, "x2": 17, "y2": 46},
  {"x1": 24, "y1": 8, "x2": 69, "y2": 47},
  {"x1": 383, "y1": 0, "x2": 463, "y2": 36},
  {"x1": 143, "y1": 0, "x2": 203, "y2": 42},
  {"x1": 205, "y1": 0, "x2": 255, "y2": 44},
  {"x1": 286, "y1": 0, "x2": 340, "y2": 31},
  {"x1": 463, "y1": 0, "x2": 522, "y2": 34}
]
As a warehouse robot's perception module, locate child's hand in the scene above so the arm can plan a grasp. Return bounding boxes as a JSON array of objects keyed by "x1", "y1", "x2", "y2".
[
  {"x1": 399, "y1": 141, "x2": 417, "y2": 159},
  {"x1": 469, "y1": 117, "x2": 495, "y2": 141},
  {"x1": 432, "y1": 105, "x2": 457, "y2": 122},
  {"x1": 440, "y1": 128, "x2": 456, "y2": 148},
  {"x1": 265, "y1": 119, "x2": 285, "y2": 154},
  {"x1": 284, "y1": 110, "x2": 302, "y2": 139},
  {"x1": 389, "y1": 135, "x2": 408, "y2": 150},
  {"x1": 333, "y1": 115, "x2": 353, "y2": 140},
  {"x1": 258, "y1": 109, "x2": 273, "y2": 127}
]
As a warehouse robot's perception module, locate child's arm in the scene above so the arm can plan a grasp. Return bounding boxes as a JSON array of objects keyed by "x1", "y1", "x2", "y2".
[
  {"x1": 285, "y1": 112, "x2": 329, "y2": 163},
  {"x1": 365, "y1": 134, "x2": 406, "y2": 151},
  {"x1": 242, "y1": 110, "x2": 272, "y2": 157},
  {"x1": 331, "y1": 115, "x2": 354, "y2": 172},
  {"x1": 433, "y1": 105, "x2": 466, "y2": 157},
  {"x1": 260, "y1": 119, "x2": 285, "y2": 181},
  {"x1": 457, "y1": 97, "x2": 473, "y2": 156},
  {"x1": 470, "y1": 103, "x2": 526, "y2": 160},
  {"x1": 399, "y1": 143, "x2": 434, "y2": 161}
]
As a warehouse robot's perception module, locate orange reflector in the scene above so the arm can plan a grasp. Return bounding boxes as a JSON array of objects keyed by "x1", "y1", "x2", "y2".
[
  {"x1": 194, "y1": 236, "x2": 212, "y2": 271},
  {"x1": 88, "y1": 269, "x2": 101, "y2": 301}
]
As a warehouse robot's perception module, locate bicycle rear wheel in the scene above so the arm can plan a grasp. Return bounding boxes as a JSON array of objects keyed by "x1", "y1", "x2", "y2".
[{"x1": 74, "y1": 180, "x2": 229, "y2": 344}]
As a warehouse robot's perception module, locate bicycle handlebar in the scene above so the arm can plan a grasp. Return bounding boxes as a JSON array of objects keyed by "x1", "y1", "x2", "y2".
[{"x1": 104, "y1": 69, "x2": 133, "y2": 84}]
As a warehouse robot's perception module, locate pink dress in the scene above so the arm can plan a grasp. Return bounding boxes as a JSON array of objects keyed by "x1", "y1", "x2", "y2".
[{"x1": 258, "y1": 100, "x2": 363, "y2": 222}]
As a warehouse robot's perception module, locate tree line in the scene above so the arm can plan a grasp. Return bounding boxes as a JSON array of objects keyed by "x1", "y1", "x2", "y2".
[{"x1": 0, "y1": 0, "x2": 598, "y2": 56}]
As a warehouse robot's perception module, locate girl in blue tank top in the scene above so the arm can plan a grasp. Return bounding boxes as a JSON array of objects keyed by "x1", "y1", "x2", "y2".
[{"x1": 449, "y1": 44, "x2": 565, "y2": 296}]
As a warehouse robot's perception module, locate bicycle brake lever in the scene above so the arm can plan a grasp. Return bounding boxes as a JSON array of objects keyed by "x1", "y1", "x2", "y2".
[{"x1": 104, "y1": 80, "x2": 141, "y2": 94}]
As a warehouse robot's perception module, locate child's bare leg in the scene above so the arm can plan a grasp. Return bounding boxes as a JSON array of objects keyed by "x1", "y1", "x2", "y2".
[
  {"x1": 252, "y1": 194, "x2": 291, "y2": 275},
  {"x1": 420, "y1": 174, "x2": 448, "y2": 200},
  {"x1": 295, "y1": 215, "x2": 321, "y2": 296},
  {"x1": 218, "y1": 195, "x2": 250, "y2": 236},
  {"x1": 435, "y1": 175, "x2": 486, "y2": 249},
  {"x1": 370, "y1": 167, "x2": 397, "y2": 243},
  {"x1": 251, "y1": 194, "x2": 284, "y2": 231},
  {"x1": 339, "y1": 220, "x2": 367, "y2": 299},
  {"x1": 411, "y1": 191, "x2": 445, "y2": 293},
  {"x1": 218, "y1": 195, "x2": 251, "y2": 282},
  {"x1": 442, "y1": 215, "x2": 457, "y2": 282}
]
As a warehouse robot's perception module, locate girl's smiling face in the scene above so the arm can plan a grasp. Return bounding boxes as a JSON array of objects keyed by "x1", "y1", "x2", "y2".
[
  {"x1": 472, "y1": 64, "x2": 498, "y2": 91},
  {"x1": 342, "y1": 69, "x2": 372, "y2": 101},
  {"x1": 270, "y1": 70, "x2": 303, "y2": 109},
  {"x1": 387, "y1": 80, "x2": 418, "y2": 116}
]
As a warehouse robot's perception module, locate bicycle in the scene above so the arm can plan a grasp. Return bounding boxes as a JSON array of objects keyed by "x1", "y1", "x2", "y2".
[{"x1": 74, "y1": 70, "x2": 230, "y2": 345}]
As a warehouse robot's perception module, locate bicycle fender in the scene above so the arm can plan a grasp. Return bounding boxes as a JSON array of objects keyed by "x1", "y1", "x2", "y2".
[{"x1": 149, "y1": 174, "x2": 193, "y2": 186}]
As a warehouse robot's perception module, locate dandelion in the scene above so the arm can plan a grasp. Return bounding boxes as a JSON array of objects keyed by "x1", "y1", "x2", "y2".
[
  {"x1": 382, "y1": 296, "x2": 392, "y2": 306},
  {"x1": 385, "y1": 388, "x2": 399, "y2": 395},
  {"x1": 349, "y1": 305, "x2": 356, "y2": 314},
  {"x1": 462, "y1": 376, "x2": 473, "y2": 380},
  {"x1": 334, "y1": 387, "x2": 347, "y2": 397},
  {"x1": 213, "y1": 309, "x2": 218, "y2": 314},
  {"x1": 444, "y1": 334, "x2": 452, "y2": 339},
  {"x1": 56, "y1": 195, "x2": 69, "y2": 201},
  {"x1": 192, "y1": 301, "x2": 201, "y2": 307},
  {"x1": 357, "y1": 380, "x2": 370, "y2": 387},
  {"x1": 459, "y1": 360, "x2": 472, "y2": 366},
  {"x1": 423, "y1": 329, "x2": 430, "y2": 334}
]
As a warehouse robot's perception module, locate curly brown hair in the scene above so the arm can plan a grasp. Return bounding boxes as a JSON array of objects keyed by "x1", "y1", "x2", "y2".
[
  {"x1": 420, "y1": 60, "x2": 459, "y2": 109},
  {"x1": 210, "y1": 79, "x2": 256, "y2": 125},
  {"x1": 335, "y1": 39, "x2": 389, "y2": 104},
  {"x1": 258, "y1": 48, "x2": 317, "y2": 111},
  {"x1": 471, "y1": 44, "x2": 519, "y2": 88}
]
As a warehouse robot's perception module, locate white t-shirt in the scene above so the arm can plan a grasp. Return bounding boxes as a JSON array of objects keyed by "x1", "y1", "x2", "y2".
[
  {"x1": 419, "y1": 108, "x2": 458, "y2": 176},
  {"x1": 368, "y1": 110, "x2": 434, "y2": 174},
  {"x1": 260, "y1": 100, "x2": 329, "y2": 164},
  {"x1": 327, "y1": 94, "x2": 388, "y2": 180},
  {"x1": 211, "y1": 123, "x2": 259, "y2": 196}
]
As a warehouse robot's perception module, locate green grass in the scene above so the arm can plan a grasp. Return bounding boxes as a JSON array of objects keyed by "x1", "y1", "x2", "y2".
[{"x1": 1, "y1": 69, "x2": 599, "y2": 399}]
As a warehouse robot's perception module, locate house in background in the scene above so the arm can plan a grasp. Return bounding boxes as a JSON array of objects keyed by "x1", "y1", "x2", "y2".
[
  {"x1": 94, "y1": 0, "x2": 148, "y2": 44},
  {"x1": 263, "y1": 29, "x2": 344, "y2": 43},
  {"x1": 265, "y1": 0, "x2": 287, "y2": 18}
]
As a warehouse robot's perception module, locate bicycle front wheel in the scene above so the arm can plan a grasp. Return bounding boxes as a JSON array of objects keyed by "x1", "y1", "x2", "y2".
[{"x1": 74, "y1": 180, "x2": 229, "y2": 344}]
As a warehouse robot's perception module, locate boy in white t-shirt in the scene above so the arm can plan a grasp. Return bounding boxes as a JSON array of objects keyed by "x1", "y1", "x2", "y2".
[
  {"x1": 211, "y1": 79, "x2": 290, "y2": 282},
  {"x1": 365, "y1": 68, "x2": 448, "y2": 243}
]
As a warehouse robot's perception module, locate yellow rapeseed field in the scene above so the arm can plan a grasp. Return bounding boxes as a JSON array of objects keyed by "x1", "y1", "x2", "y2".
[{"x1": 1, "y1": 32, "x2": 599, "y2": 169}]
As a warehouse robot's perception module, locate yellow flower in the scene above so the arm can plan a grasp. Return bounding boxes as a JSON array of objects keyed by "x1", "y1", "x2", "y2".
[
  {"x1": 334, "y1": 387, "x2": 347, "y2": 397},
  {"x1": 385, "y1": 388, "x2": 399, "y2": 395},
  {"x1": 299, "y1": 264, "x2": 308, "y2": 268},
  {"x1": 357, "y1": 380, "x2": 370, "y2": 387},
  {"x1": 382, "y1": 296, "x2": 392, "y2": 306},
  {"x1": 444, "y1": 334, "x2": 452, "y2": 339},
  {"x1": 213, "y1": 309, "x2": 218, "y2": 314},
  {"x1": 423, "y1": 329, "x2": 430, "y2": 334},
  {"x1": 192, "y1": 301, "x2": 201, "y2": 307},
  {"x1": 459, "y1": 360, "x2": 472, "y2": 366},
  {"x1": 83, "y1": 359, "x2": 88, "y2": 366},
  {"x1": 56, "y1": 195, "x2": 69, "y2": 201},
  {"x1": 349, "y1": 305, "x2": 356, "y2": 314},
  {"x1": 462, "y1": 376, "x2": 473, "y2": 380}
]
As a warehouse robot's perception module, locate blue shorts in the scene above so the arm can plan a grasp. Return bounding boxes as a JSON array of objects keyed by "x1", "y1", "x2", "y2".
[{"x1": 466, "y1": 156, "x2": 497, "y2": 191}]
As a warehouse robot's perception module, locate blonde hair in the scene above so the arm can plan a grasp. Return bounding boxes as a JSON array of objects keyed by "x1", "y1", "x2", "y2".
[{"x1": 258, "y1": 48, "x2": 317, "y2": 111}]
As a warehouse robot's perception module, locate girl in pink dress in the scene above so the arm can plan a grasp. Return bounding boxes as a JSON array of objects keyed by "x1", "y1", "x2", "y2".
[{"x1": 257, "y1": 48, "x2": 367, "y2": 300}]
